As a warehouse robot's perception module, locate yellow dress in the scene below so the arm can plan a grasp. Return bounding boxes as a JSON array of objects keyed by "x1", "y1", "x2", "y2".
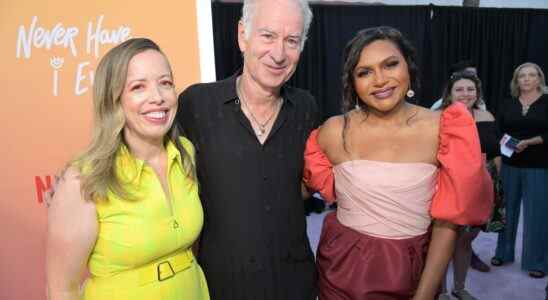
[{"x1": 82, "y1": 138, "x2": 209, "y2": 299}]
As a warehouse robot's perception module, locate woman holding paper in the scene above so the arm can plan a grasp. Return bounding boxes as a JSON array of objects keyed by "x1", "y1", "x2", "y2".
[{"x1": 492, "y1": 62, "x2": 548, "y2": 279}]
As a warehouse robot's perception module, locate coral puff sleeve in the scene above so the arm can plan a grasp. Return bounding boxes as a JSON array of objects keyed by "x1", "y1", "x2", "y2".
[
  {"x1": 430, "y1": 102, "x2": 494, "y2": 225},
  {"x1": 303, "y1": 129, "x2": 336, "y2": 203}
]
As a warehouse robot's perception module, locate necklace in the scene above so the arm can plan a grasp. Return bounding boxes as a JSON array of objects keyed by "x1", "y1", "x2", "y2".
[
  {"x1": 519, "y1": 95, "x2": 539, "y2": 116},
  {"x1": 521, "y1": 104, "x2": 530, "y2": 116},
  {"x1": 236, "y1": 79, "x2": 283, "y2": 137}
]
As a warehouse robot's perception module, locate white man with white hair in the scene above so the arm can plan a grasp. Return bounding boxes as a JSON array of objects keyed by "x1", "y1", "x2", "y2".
[{"x1": 177, "y1": 0, "x2": 318, "y2": 299}]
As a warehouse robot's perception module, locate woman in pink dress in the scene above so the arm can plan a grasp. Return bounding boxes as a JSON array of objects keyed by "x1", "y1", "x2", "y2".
[{"x1": 304, "y1": 26, "x2": 493, "y2": 300}]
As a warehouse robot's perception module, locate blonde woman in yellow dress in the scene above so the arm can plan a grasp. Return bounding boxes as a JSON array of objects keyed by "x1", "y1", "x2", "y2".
[{"x1": 46, "y1": 38, "x2": 209, "y2": 300}]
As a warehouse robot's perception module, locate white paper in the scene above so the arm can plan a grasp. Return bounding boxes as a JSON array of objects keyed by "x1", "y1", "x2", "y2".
[{"x1": 500, "y1": 134, "x2": 515, "y2": 158}]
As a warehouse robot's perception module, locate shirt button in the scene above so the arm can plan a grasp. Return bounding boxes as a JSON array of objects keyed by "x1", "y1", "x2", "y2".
[
  {"x1": 263, "y1": 176, "x2": 268, "y2": 181},
  {"x1": 264, "y1": 205, "x2": 271, "y2": 212}
]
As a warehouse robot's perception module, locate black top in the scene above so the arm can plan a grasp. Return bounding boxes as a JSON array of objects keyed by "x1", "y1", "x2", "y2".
[
  {"x1": 177, "y1": 72, "x2": 319, "y2": 300},
  {"x1": 477, "y1": 121, "x2": 499, "y2": 161},
  {"x1": 496, "y1": 94, "x2": 548, "y2": 168}
]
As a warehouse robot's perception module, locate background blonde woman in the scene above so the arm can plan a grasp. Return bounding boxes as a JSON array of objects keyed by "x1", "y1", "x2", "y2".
[
  {"x1": 46, "y1": 38, "x2": 209, "y2": 299},
  {"x1": 491, "y1": 62, "x2": 548, "y2": 279}
]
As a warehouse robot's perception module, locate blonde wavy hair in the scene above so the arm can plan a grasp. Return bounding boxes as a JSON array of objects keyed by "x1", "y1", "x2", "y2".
[
  {"x1": 510, "y1": 62, "x2": 547, "y2": 98},
  {"x1": 70, "y1": 38, "x2": 195, "y2": 202}
]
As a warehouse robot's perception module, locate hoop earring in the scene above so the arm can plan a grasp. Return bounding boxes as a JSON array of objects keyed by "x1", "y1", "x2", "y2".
[{"x1": 406, "y1": 89, "x2": 415, "y2": 98}]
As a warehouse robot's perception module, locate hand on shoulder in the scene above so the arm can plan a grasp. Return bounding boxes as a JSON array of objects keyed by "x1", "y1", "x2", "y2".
[
  {"x1": 50, "y1": 166, "x2": 84, "y2": 206},
  {"x1": 48, "y1": 166, "x2": 96, "y2": 228}
]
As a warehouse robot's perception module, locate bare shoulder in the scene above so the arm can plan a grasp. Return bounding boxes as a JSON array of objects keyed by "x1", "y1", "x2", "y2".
[
  {"x1": 474, "y1": 109, "x2": 495, "y2": 122},
  {"x1": 60, "y1": 165, "x2": 81, "y2": 184},
  {"x1": 410, "y1": 104, "x2": 441, "y2": 129},
  {"x1": 317, "y1": 114, "x2": 345, "y2": 150},
  {"x1": 53, "y1": 166, "x2": 84, "y2": 203},
  {"x1": 415, "y1": 104, "x2": 441, "y2": 119}
]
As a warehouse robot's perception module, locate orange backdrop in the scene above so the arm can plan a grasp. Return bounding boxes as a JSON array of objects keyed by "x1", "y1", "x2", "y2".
[{"x1": 0, "y1": 1, "x2": 202, "y2": 298}]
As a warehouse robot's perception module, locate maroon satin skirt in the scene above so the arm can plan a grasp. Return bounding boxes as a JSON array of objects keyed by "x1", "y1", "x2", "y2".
[{"x1": 317, "y1": 212, "x2": 430, "y2": 300}]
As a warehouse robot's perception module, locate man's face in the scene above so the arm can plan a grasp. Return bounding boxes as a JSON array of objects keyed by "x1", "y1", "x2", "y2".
[{"x1": 238, "y1": 0, "x2": 304, "y2": 92}]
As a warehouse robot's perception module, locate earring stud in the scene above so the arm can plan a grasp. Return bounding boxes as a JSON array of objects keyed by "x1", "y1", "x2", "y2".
[{"x1": 406, "y1": 89, "x2": 415, "y2": 98}]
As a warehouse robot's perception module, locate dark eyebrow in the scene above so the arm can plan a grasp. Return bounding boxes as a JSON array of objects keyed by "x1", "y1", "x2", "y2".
[
  {"x1": 354, "y1": 66, "x2": 370, "y2": 73},
  {"x1": 355, "y1": 55, "x2": 400, "y2": 71}
]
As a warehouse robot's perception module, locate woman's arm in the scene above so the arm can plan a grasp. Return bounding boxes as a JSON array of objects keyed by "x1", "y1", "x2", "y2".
[
  {"x1": 46, "y1": 167, "x2": 97, "y2": 300},
  {"x1": 515, "y1": 136, "x2": 544, "y2": 152},
  {"x1": 412, "y1": 220, "x2": 458, "y2": 300}
]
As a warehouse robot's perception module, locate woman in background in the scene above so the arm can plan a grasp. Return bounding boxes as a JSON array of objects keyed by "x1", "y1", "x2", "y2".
[
  {"x1": 492, "y1": 62, "x2": 548, "y2": 279},
  {"x1": 438, "y1": 71, "x2": 503, "y2": 300},
  {"x1": 46, "y1": 38, "x2": 209, "y2": 299},
  {"x1": 304, "y1": 26, "x2": 493, "y2": 300}
]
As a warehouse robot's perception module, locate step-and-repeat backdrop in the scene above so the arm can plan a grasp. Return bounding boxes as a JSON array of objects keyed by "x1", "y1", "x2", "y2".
[{"x1": 0, "y1": 1, "x2": 202, "y2": 298}]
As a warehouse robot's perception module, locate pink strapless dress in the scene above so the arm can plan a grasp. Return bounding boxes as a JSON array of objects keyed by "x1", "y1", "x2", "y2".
[
  {"x1": 303, "y1": 103, "x2": 494, "y2": 300},
  {"x1": 318, "y1": 160, "x2": 436, "y2": 300}
]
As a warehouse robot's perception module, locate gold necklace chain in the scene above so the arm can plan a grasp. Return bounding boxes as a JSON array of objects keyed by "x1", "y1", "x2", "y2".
[{"x1": 236, "y1": 79, "x2": 283, "y2": 137}]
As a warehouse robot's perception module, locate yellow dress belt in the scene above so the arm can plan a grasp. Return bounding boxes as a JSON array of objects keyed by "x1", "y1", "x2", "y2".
[{"x1": 88, "y1": 249, "x2": 195, "y2": 287}]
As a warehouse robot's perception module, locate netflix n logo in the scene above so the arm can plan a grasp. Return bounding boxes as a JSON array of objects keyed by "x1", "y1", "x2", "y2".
[{"x1": 34, "y1": 175, "x2": 53, "y2": 204}]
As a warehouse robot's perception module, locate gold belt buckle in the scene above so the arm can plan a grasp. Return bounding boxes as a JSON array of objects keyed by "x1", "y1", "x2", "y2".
[{"x1": 157, "y1": 261, "x2": 175, "y2": 281}]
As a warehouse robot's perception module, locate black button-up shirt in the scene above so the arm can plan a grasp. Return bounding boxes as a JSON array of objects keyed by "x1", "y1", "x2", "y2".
[{"x1": 177, "y1": 72, "x2": 319, "y2": 299}]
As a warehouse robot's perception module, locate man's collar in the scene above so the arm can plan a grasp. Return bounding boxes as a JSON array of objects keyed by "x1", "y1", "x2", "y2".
[
  {"x1": 219, "y1": 71, "x2": 240, "y2": 104},
  {"x1": 218, "y1": 68, "x2": 295, "y2": 105}
]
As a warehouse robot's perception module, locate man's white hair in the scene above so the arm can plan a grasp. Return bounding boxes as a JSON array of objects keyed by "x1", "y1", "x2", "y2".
[{"x1": 241, "y1": 0, "x2": 313, "y2": 51}]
